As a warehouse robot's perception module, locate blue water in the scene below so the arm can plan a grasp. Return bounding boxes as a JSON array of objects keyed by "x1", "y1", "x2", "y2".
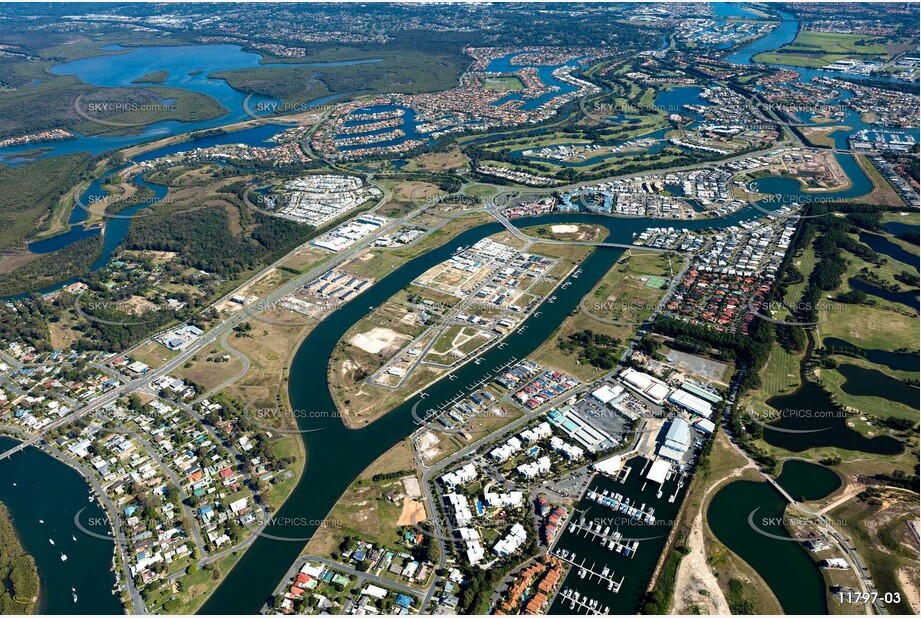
[
  {"x1": 711, "y1": 2, "x2": 761, "y2": 19},
  {"x1": 883, "y1": 221, "x2": 918, "y2": 237},
  {"x1": 0, "y1": 45, "x2": 379, "y2": 164},
  {"x1": 336, "y1": 105, "x2": 423, "y2": 151},
  {"x1": 655, "y1": 85, "x2": 707, "y2": 118},
  {"x1": 751, "y1": 152, "x2": 873, "y2": 200},
  {"x1": 12, "y1": 123, "x2": 291, "y2": 299},
  {"x1": 859, "y1": 231, "x2": 919, "y2": 269},
  {"x1": 0, "y1": 437, "x2": 121, "y2": 615},
  {"x1": 848, "y1": 277, "x2": 920, "y2": 311},
  {"x1": 485, "y1": 53, "x2": 581, "y2": 110}
]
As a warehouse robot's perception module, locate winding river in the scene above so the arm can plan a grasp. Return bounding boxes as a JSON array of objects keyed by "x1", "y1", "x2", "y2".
[
  {"x1": 199, "y1": 206, "x2": 767, "y2": 613},
  {"x1": 0, "y1": 5, "x2": 916, "y2": 614},
  {"x1": 0, "y1": 438, "x2": 122, "y2": 614}
]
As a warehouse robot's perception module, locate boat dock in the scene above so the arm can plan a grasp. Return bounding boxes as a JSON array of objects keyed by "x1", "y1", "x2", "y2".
[
  {"x1": 585, "y1": 487, "x2": 657, "y2": 525},
  {"x1": 551, "y1": 549, "x2": 624, "y2": 592},
  {"x1": 558, "y1": 588, "x2": 610, "y2": 615},
  {"x1": 638, "y1": 457, "x2": 686, "y2": 502},
  {"x1": 569, "y1": 510, "x2": 640, "y2": 558}
]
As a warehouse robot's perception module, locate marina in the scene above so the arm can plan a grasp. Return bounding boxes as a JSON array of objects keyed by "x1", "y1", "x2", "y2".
[
  {"x1": 551, "y1": 548, "x2": 624, "y2": 591},
  {"x1": 567, "y1": 511, "x2": 642, "y2": 558},
  {"x1": 558, "y1": 588, "x2": 610, "y2": 615},
  {"x1": 584, "y1": 488, "x2": 658, "y2": 526}
]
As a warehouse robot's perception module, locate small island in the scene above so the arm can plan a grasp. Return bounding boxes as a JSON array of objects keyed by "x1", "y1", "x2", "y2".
[
  {"x1": 131, "y1": 70, "x2": 168, "y2": 85},
  {"x1": 0, "y1": 503, "x2": 39, "y2": 614}
]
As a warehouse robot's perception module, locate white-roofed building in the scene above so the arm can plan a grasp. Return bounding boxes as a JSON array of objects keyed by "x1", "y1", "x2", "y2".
[
  {"x1": 446, "y1": 493, "x2": 473, "y2": 527},
  {"x1": 619, "y1": 368, "x2": 670, "y2": 404},
  {"x1": 694, "y1": 419, "x2": 716, "y2": 434},
  {"x1": 457, "y1": 527, "x2": 485, "y2": 565},
  {"x1": 658, "y1": 418, "x2": 691, "y2": 462},
  {"x1": 489, "y1": 436, "x2": 524, "y2": 462},
  {"x1": 362, "y1": 584, "x2": 388, "y2": 600},
  {"x1": 668, "y1": 390, "x2": 714, "y2": 419},
  {"x1": 549, "y1": 436, "x2": 584, "y2": 460},
  {"x1": 646, "y1": 459, "x2": 671, "y2": 485},
  {"x1": 519, "y1": 421, "x2": 552, "y2": 443},
  {"x1": 483, "y1": 489, "x2": 525, "y2": 508},
  {"x1": 440, "y1": 462, "x2": 478, "y2": 489},
  {"x1": 592, "y1": 455, "x2": 624, "y2": 477},
  {"x1": 517, "y1": 455, "x2": 552, "y2": 479},
  {"x1": 492, "y1": 523, "x2": 527, "y2": 557},
  {"x1": 591, "y1": 384, "x2": 624, "y2": 405}
]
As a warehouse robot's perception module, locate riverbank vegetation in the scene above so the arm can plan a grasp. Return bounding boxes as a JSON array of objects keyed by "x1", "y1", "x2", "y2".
[
  {"x1": 0, "y1": 236, "x2": 102, "y2": 298},
  {"x1": 210, "y1": 32, "x2": 474, "y2": 108},
  {"x1": 131, "y1": 70, "x2": 168, "y2": 84},
  {"x1": 0, "y1": 503, "x2": 39, "y2": 614},
  {"x1": 0, "y1": 153, "x2": 97, "y2": 252},
  {"x1": 304, "y1": 439, "x2": 421, "y2": 558}
]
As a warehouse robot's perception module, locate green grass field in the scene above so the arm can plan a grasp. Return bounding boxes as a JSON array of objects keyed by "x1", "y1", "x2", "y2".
[
  {"x1": 483, "y1": 76, "x2": 524, "y2": 91},
  {"x1": 752, "y1": 52, "x2": 851, "y2": 69},
  {"x1": 786, "y1": 31, "x2": 887, "y2": 55}
]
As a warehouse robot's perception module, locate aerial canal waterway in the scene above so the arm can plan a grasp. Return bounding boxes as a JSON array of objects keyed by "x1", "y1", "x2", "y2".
[
  {"x1": 5, "y1": 14, "x2": 909, "y2": 608},
  {"x1": 199, "y1": 206, "x2": 768, "y2": 614},
  {"x1": 0, "y1": 437, "x2": 121, "y2": 615},
  {"x1": 707, "y1": 459, "x2": 841, "y2": 615},
  {"x1": 1, "y1": 134, "x2": 898, "y2": 616}
]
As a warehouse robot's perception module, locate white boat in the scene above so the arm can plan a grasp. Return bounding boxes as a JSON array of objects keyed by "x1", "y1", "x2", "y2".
[
  {"x1": 38, "y1": 519, "x2": 44, "y2": 524},
  {"x1": 72, "y1": 536, "x2": 77, "y2": 542},
  {"x1": 49, "y1": 539, "x2": 55, "y2": 545},
  {"x1": 12, "y1": 482, "x2": 16, "y2": 486},
  {"x1": 60, "y1": 554, "x2": 68, "y2": 562},
  {"x1": 72, "y1": 593, "x2": 78, "y2": 603}
]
